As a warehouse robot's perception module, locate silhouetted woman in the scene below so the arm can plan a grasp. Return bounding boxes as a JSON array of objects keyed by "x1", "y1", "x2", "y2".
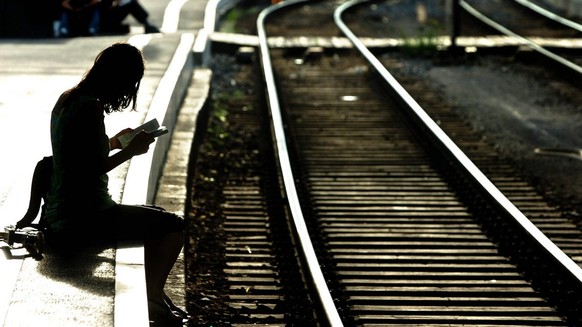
[{"x1": 44, "y1": 42, "x2": 188, "y2": 325}]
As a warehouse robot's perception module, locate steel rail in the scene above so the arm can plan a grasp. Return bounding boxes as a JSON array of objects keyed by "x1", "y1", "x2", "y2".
[
  {"x1": 335, "y1": 0, "x2": 582, "y2": 302},
  {"x1": 513, "y1": 0, "x2": 582, "y2": 32},
  {"x1": 459, "y1": 0, "x2": 582, "y2": 75},
  {"x1": 256, "y1": 1, "x2": 344, "y2": 326}
]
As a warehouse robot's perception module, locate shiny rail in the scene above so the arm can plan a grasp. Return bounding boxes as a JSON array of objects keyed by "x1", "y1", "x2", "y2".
[
  {"x1": 460, "y1": 0, "x2": 582, "y2": 75},
  {"x1": 336, "y1": 0, "x2": 582, "y2": 321},
  {"x1": 256, "y1": 1, "x2": 344, "y2": 326},
  {"x1": 513, "y1": 0, "x2": 582, "y2": 32}
]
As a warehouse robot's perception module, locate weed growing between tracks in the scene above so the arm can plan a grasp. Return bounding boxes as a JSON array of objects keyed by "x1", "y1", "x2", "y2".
[
  {"x1": 185, "y1": 54, "x2": 254, "y2": 325},
  {"x1": 185, "y1": 52, "x2": 296, "y2": 325}
]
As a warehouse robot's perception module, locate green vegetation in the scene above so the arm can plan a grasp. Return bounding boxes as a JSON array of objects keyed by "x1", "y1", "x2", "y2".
[
  {"x1": 400, "y1": 20, "x2": 443, "y2": 57},
  {"x1": 220, "y1": 9, "x2": 240, "y2": 33},
  {"x1": 207, "y1": 99, "x2": 231, "y2": 147}
]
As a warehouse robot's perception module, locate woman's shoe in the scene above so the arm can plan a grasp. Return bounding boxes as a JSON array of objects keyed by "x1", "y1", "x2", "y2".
[
  {"x1": 163, "y1": 293, "x2": 192, "y2": 320},
  {"x1": 148, "y1": 300, "x2": 184, "y2": 326},
  {"x1": 144, "y1": 22, "x2": 160, "y2": 34}
]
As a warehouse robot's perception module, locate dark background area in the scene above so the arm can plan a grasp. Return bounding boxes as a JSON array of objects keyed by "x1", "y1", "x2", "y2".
[{"x1": 1, "y1": 0, "x2": 62, "y2": 37}]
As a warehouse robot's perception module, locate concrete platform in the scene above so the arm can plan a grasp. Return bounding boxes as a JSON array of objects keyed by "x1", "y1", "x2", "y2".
[{"x1": 0, "y1": 34, "x2": 209, "y2": 327}]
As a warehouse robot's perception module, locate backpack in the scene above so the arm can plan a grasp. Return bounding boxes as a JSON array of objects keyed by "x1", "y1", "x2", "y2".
[
  {"x1": 16, "y1": 156, "x2": 53, "y2": 230},
  {"x1": 0, "y1": 156, "x2": 51, "y2": 258}
]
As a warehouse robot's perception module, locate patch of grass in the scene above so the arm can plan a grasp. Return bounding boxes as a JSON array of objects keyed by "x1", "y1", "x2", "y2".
[
  {"x1": 220, "y1": 9, "x2": 240, "y2": 33},
  {"x1": 400, "y1": 20, "x2": 443, "y2": 57}
]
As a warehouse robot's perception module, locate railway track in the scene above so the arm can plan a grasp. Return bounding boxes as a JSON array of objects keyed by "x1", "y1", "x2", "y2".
[
  {"x1": 186, "y1": 0, "x2": 582, "y2": 325},
  {"x1": 460, "y1": 0, "x2": 582, "y2": 80},
  {"x1": 464, "y1": 0, "x2": 582, "y2": 38},
  {"x1": 272, "y1": 51, "x2": 569, "y2": 325}
]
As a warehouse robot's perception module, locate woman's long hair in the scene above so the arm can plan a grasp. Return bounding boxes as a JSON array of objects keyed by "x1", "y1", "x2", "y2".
[{"x1": 73, "y1": 43, "x2": 145, "y2": 113}]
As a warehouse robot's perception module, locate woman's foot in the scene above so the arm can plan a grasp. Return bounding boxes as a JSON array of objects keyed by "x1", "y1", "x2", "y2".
[
  {"x1": 144, "y1": 22, "x2": 160, "y2": 34},
  {"x1": 148, "y1": 300, "x2": 185, "y2": 326},
  {"x1": 163, "y1": 293, "x2": 192, "y2": 320}
]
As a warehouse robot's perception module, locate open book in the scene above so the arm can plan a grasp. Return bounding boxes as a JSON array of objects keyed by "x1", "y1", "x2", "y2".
[{"x1": 118, "y1": 118, "x2": 169, "y2": 148}]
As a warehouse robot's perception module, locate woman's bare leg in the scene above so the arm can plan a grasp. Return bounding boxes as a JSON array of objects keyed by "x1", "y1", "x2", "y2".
[{"x1": 144, "y1": 231, "x2": 184, "y2": 304}]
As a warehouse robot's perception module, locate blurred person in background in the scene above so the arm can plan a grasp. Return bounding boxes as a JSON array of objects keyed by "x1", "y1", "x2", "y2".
[
  {"x1": 100, "y1": 0, "x2": 160, "y2": 34},
  {"x1": 59, "y1": 0, "x2": 101, "y2": 36}
]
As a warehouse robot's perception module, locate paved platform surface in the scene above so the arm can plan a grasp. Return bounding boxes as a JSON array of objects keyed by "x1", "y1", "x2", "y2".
[{"x1": 0, "y1": 0, "x2": 212, "y2": 325}]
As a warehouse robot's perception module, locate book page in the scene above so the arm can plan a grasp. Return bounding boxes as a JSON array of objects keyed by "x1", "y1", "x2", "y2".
[{"x1": 118, "y1": 118, "x2": 165, "y2": 148}]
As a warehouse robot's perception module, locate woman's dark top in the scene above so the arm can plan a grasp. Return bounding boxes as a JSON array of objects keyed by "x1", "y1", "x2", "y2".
[{"x1": 44, "y1": 93, "x2": 116, "y2": 232}]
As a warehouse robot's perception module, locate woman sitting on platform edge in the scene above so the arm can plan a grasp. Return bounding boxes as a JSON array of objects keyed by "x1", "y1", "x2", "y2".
[{"x1": 41, "y1": 42, "x2": 189, "y2": 325}]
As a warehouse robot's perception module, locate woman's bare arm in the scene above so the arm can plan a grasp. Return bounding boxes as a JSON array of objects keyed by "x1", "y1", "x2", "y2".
[{"x1": 101, "y1": 130, "x2": 154, "y2": 174}]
